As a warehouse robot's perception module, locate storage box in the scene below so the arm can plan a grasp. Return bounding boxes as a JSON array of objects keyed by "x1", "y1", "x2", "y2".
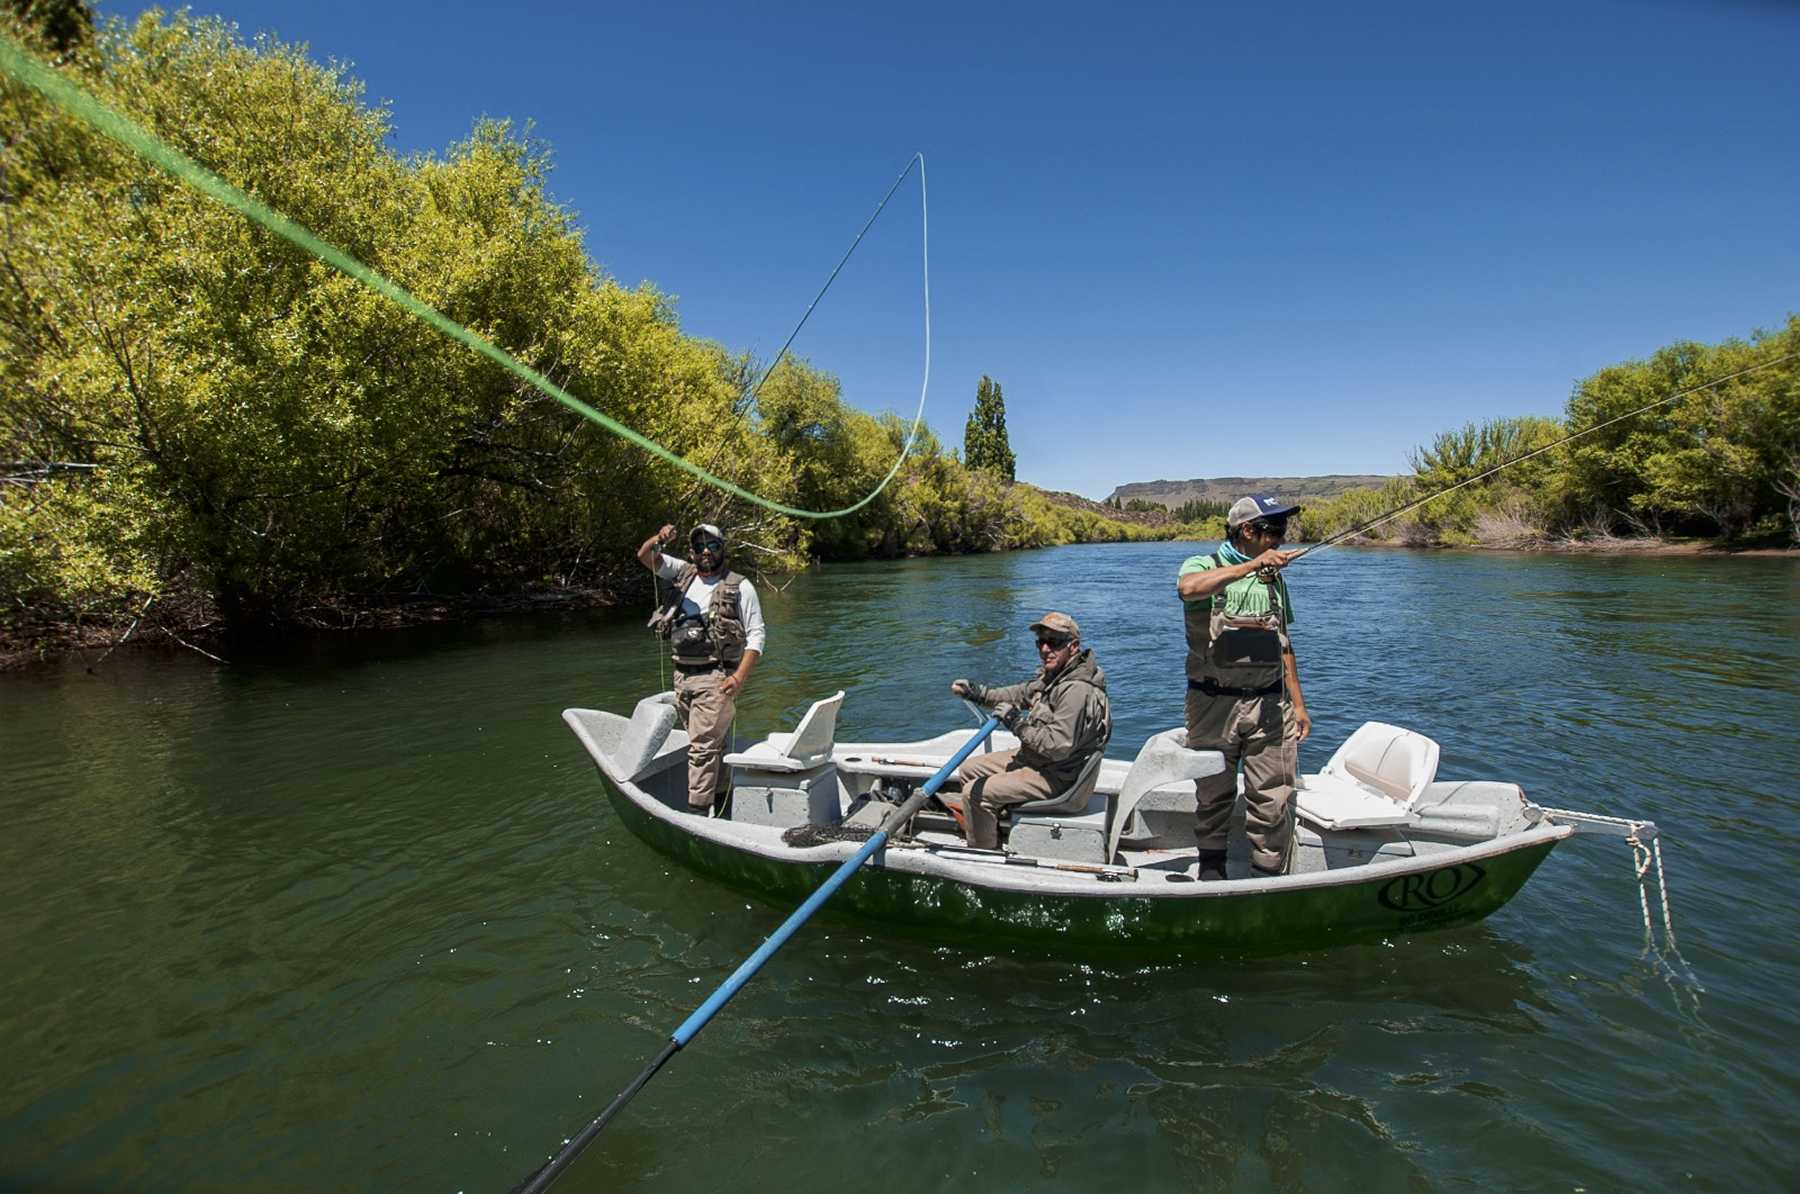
[{"x1": 730, "y1": 762, "x2": 841, "y2": 829}]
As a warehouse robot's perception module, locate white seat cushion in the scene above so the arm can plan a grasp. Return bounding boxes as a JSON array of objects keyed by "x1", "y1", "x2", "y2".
[
  {"x1": 1296, "y1": 773, "x2": 1414, "y2": 830},
  {"x1": 1299, "y1": 721, "x2": 1443, "y2": 831}
]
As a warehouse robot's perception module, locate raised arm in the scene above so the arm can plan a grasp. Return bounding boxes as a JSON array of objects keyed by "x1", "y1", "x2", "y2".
[{"x1": 637, "y1": 524, "x2": 675, "y2": 571}]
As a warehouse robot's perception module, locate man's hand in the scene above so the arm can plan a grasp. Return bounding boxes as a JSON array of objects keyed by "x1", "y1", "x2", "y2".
[
  {"x1": 1252, "y1": 548, "x2": 1298, "y2": 573},
  {"x1": 950, "y1": 679, "x2": 973, "y2": 698},
  {"x1": 1291, "y1": 703, "x2": 1311, "y2": 744},
  {"x1": 991, "y1": 702, "x2": 1024, "y2": 730},
  {"x1": 721, "y1": 672, "x2": 745, "y2": 699},
  {"x1": 638, "y1": 524, "x2": 678, "y2": 569}
]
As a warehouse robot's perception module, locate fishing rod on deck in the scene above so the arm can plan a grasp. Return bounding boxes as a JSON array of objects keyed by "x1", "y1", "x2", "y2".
[{"x1": 1275, "y1": 350, "x2": 1799, "y2": 569}]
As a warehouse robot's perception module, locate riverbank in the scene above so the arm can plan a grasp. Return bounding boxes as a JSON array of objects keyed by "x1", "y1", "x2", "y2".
[
  {"x1": 0, "y1": 584, "x2": 627, "y2": 672},
  {"x1": 7, "y1": 531, "x2": 1793, "y2": 672}
]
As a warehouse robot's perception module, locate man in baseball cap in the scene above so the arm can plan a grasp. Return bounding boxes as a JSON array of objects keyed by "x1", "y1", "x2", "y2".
[
  {"x1": 1225, "y1": 494, "x2": 1302, "y2": 533},
  {"x1": 637, "y1": 521, "x2": 767, "y2": 814},
  {"x1": 945, "y1": 612, "x2": 1112, "y2": 850},
  {"x1": 1174, "y1": 495, "x2": 1312, "y2": 880}
]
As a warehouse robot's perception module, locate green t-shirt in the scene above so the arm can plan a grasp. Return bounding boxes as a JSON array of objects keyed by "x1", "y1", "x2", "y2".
[{"x1": 1178, "y1": 552, "x2": 1295, "y2": 624}]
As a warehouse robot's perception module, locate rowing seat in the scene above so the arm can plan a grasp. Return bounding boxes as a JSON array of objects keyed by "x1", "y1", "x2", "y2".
[
  {"x1": 1005, "y1": 751, "x2": 1109, "y2": 863},
  {"x1": 1297, "y1": 721, "x2": 1440, "y2": 831}
]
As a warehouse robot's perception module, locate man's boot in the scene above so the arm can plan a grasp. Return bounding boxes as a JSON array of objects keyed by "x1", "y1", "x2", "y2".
[{"x1": 1197, "y1": 848, "x2": 1228, "y2": 882}]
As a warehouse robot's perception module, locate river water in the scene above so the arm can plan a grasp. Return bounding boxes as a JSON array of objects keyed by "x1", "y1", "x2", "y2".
[{"x1": 2, "y1": 542, "x2": 1796, "y2": 1192}]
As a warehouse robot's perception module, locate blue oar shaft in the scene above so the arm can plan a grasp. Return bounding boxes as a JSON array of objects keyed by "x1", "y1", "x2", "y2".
[
  {"x1": 675, "y1": 717, "x2": 995, "y2": 1043},
  {"x1": 515, "y1": 716, "x2": 1002, "y2": 1193}
]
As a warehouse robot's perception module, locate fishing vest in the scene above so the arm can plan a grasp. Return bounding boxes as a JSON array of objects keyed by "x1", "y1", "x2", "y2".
[
  {"x1": 660, "y1": 564, "x2": 748, "y2": 668},
  {"x1": 1183, "y1": 552, "x2": 1290, "y2": 697}
]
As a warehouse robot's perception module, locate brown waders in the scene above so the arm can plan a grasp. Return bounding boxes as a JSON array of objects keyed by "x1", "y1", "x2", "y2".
[
  {"x1": 952, "y1": 749, "x2": 1058, "y2": 850},
  {"x1": 674, "y1": 666, "x2": 734, "y2": 812},
  {"x1": 1183, "y1": 571, "x2": 1297, "y2": 877}
]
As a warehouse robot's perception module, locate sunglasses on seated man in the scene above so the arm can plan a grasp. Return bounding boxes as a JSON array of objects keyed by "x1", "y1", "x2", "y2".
[{"x1": 1035, "y1": 633, "x2": 1073, "y2": 651}]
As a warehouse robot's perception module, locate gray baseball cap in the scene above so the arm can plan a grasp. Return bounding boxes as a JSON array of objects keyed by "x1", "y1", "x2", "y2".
[{"x1": 1226, "y1": 494, "x2": 1302, "y2": 530}]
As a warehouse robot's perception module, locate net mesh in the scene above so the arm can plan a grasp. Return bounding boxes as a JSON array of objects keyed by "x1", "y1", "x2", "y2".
[{"x1": 781, "y1": 824, "x2": 879, "y2": 848}]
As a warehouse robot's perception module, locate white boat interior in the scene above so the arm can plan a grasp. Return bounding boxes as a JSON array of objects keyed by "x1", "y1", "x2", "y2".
[{"x1": 569, "y1": 691, "x2": 1552, "y2": 887}]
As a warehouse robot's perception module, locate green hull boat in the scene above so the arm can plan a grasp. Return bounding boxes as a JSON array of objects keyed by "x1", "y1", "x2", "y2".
[{"x1": 564, "y1": 694, "x2": 1640, "y2": 957}]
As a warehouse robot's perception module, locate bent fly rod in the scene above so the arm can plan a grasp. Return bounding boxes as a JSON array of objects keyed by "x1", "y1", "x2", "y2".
[{"x1": 1284, "y1": 350, "x2": 1799, "y2": 565}]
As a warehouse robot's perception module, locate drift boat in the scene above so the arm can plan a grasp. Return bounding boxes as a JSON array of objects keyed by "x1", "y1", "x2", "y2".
[{"x1": 564, "y1": 691, "x2": 1661, "y2": 956}]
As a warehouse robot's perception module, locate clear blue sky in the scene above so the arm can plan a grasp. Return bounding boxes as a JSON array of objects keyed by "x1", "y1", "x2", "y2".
[{"x1": 113, "y1": 0, "x2": 1798, "y2": 499}]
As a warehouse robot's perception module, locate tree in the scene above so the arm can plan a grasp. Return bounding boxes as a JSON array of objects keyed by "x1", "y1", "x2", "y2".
[
  {"x1": 962, "y1": 375, "x2": 1016, "y2": 482},
  {"x1": 5, "y1": 0, "x2": 93, "y2": 56}
]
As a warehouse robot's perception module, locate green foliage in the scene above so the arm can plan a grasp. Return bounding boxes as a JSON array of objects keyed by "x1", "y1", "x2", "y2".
[
  {"x1": 1302, "y1": 320, "x2": 1797, "y2": 548},
  {"x1": 5, "y1": 0, "x2": 92, "y2": 56},
  {"x1": 962, "y1": 374, "x2": 1016, "y2": 482},
  {"x1": 3, "y1": 12, "x2": 1791, "y2": 648},
  {"x1": 1559, "y1": 322, "x2": 1799, "y2": 536},
  {"x1": 1172, "y1": 497, "x2": 1228, "y2": 522}
]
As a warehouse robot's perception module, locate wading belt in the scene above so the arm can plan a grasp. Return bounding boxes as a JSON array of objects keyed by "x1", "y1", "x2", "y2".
[{"x1": 1188, "y1": 678, "x2": 1281, "y2": 698}]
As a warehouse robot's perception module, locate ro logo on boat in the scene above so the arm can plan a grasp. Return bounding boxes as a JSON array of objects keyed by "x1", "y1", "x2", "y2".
[{"x1": 1378, "y1": 863, "x2": 1486, "y2": 912}]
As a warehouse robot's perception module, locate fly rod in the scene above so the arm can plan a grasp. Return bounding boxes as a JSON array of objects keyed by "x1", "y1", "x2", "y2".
[{"x1": 1286, "y1": 349, "x2": 1799, "y2": 563}]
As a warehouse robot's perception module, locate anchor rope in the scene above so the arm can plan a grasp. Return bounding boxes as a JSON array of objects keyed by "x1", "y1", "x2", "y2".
[
  {"x1": 1541, "y1": 806, "x2": 1702, "y2": 996},
  {"x1": 0, "y1": 34, "x2": 932, "y2": 521}
]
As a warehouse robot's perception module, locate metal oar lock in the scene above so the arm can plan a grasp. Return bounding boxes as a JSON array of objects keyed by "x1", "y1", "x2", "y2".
[{"x1": 511, "y1": 712, "x2": 1004, "y2": 1194}]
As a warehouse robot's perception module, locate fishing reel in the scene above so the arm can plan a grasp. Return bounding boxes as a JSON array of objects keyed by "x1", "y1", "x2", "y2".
[
  {"x1": 870, "y1": 778, "x2": 917, "y2": 806},
  {"x1": 1255, "y1": 564, "x2": 1282, "y2": 585}
]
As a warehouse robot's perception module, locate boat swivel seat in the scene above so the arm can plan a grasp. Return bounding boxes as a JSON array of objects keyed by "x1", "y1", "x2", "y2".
[
  {"x1": 1296, "y1": 721, "x2": 1440, "y2": 831},
  {"x1": 723, "y1": 691, "x2": 845, "y2": 829}
]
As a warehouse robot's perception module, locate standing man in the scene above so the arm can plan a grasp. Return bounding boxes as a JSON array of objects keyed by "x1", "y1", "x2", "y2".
[
  {"x1": 637, "y1": 523, "x2": 766, "y2": 814},
  {"x1": 947, "y1": 612, "x2": 1112, "y2": 850},
  {"x1": 1176, "y1": 496, "x2": 1313, "y2": 879}
]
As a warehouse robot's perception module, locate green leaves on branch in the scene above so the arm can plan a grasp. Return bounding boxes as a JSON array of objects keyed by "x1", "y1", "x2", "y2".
[
  {"x1": 0, "y1": 11, "x2": 1149, "y2": 635},
  {"x1": 1304, "y1": 317, "x2": 1800, "y2": 547}
]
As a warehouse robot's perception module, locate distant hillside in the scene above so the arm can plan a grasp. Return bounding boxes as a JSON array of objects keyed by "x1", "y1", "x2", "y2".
[
  {"x1": 1106, "y1": 474, "x2": 1397, "y2": 509},
  {"x1": 1035, "y1": 487, "x2": 1173, "y2": 527}
]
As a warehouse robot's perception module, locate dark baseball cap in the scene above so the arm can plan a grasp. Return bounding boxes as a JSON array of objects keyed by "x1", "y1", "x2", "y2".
[{"x1": 1226, "y1": 495, "x2": 1302, "y2": 530}]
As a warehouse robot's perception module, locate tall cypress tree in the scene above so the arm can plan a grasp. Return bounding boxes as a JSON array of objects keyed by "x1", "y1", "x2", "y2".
[{"x1": 963, "y1": 375, "x2": 1016, "y2": 482}]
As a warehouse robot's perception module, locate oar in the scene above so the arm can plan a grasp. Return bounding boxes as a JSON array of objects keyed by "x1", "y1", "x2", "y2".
[{"x1": 511, "y1": 714, "x2": 1004, "y2": 1194}]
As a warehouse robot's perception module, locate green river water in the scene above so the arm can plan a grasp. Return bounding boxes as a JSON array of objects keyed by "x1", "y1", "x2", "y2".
[{"x1": 3, "y1": 542, "x2": 1796, "y2": 1192}]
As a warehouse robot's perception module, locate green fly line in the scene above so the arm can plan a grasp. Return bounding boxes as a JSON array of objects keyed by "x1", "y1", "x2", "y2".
[{"x1": 0, "y1": 34, "x2": 931, "y2": 520}]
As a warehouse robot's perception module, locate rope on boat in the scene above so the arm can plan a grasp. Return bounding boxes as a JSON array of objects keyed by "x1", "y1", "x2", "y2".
[{"x1": 1539, "y1": 806, "x2": 1703, "y2": 1003}]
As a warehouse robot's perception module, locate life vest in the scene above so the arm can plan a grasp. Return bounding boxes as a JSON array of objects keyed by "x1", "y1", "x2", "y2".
[
  {"x1": 1183, "y1": 552, "x2": 1289, "y2": 697},
  {"x1": 656, "y1": 564, "x2": 748, "y2": 667}
]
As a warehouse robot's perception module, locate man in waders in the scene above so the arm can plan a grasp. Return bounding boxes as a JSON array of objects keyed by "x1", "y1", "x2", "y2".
[
  {"x1": 945, "y1": 612, "x2": 1112, "y2": 850},
  {"x1": 637, "y1": 523, "x2": 766, "y2": 814},
  {"x1": 1176, "y1": 496, "x2": 1313, "y2": 879}
]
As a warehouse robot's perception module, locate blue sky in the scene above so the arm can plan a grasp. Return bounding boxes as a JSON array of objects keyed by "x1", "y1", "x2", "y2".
[{"x1": 112, "y1": 0, "x2": 1798, "y2": 499}]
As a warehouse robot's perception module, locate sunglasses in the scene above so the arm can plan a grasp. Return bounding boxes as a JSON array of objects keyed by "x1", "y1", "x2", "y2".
[
  {"x1": 1249, "y1": 519, "x2": 1288, "y2": 536},
  {"x1": 695, "y1": 539, "x2": 724, "y2": 552},
  {"x1": 1036, "y1": 635, "x2": 1073, "y2": 650}
]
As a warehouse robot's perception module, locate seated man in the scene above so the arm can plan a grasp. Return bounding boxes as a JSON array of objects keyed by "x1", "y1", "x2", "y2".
[{"x1": 947, "y1": 612, "x2": 1112, "y2": 850}]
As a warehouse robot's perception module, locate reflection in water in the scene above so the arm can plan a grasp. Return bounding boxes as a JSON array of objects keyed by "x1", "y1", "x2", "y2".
[{"x1": 1, "y1": 544, "x2": 1797, "y2": 1191}]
